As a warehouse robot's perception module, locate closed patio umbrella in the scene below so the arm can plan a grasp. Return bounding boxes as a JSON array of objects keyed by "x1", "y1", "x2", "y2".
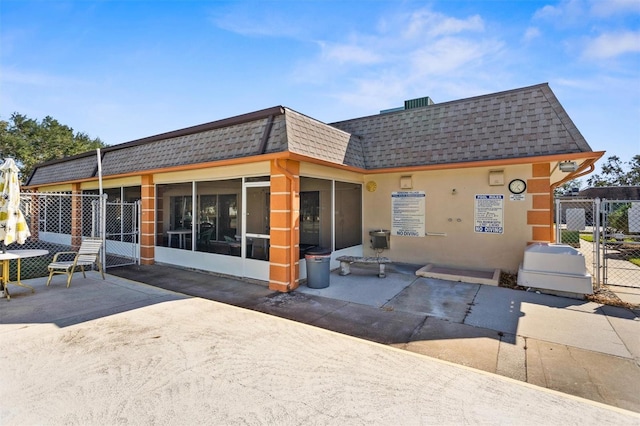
[{"x1": 0, "y1": 158, "x2": 31, "y2": 249}]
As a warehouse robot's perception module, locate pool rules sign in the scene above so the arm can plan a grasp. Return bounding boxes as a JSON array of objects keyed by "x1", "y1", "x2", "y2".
[
  {"x1": 474, "y1": 194, "x2": 504, "y2": 234},
  {"x1": 391, "y1": 191, "x2": 425, "y2": 237}
]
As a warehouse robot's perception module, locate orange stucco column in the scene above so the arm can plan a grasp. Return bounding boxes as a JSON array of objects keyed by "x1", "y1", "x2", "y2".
[
  {"x1": 528, "y1": 163, "x2": 552, "y2": 243},
  {"x1": 269, "y1": 159, "x2": 300, "y2": 292},
  {"x1": 140, "y1": 174, "x2": 155, "y2": 265},
  {"x1": 70, "y1": 183, "x2": 83, "y2": 249}
]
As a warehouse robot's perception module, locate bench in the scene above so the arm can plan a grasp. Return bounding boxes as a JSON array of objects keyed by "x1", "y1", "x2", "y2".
[{"x1": 336, "y1": 256, "x2": 392, "y2": 278}]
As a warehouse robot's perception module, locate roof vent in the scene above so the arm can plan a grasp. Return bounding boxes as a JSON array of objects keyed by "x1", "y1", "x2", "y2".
[
  {"x1": 404, "y1": 96, "x2": 434, "y2": 109},
  {"x1": 380, "y1": 96, "x2": 434, "y2": 114}
]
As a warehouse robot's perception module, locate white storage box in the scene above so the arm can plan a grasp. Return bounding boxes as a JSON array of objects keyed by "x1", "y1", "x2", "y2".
[{"x1": 517, "y1": 243, "x2": 592, "y2": 296}]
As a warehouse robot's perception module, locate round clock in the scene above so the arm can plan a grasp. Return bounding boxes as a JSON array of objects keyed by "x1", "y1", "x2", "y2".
[
  {"x1": 365, "y1": 181, "x2": 377, "y2": 192},
  {"x1": 508, "y1": 179, "x2": 526, "y2": 194}
]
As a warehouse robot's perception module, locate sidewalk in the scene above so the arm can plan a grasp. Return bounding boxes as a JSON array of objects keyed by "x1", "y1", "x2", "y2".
[{"x1": 0, "y1": 266, "x2": 638, "y2": 424}]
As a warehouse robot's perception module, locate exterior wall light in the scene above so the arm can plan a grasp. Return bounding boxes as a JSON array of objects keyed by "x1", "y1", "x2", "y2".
[
  {"x1": 400, "y1": 175, "x2": 413, "y2": 189},
  {"x1": 559, "y1": 161, "x2": 578, "y2": 172}
]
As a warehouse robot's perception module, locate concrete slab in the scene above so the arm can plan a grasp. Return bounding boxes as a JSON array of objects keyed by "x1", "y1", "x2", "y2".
[
  {"x1": 399, "y1": 317, "x2": 502, "y2": 374},
  {"x1": 416, "y1": 263, "x2": 501, "y2": 286},
  {"x1": 309, "y1": 301, "x2": 427, "y2": 345},
  {"x1": 253, "y1": 291, "x2": 351, "y2": 324},
  {"x1": 0, "y1": 272, "x2": 183, "y2": 329},
  {"x1": 526, "y1": 339, "x2": 640, "y2": 413},
  {"x1": 600, "y1": 304, "x2": 640, "y2": 362},
  {"x1": 106, "y1": 264, "x2": 640, "y2": 414},
  {"x1": 296, "y1": 265, "x2": 415, "y2": 308},
  {"x1": 3, "y1": 281, "x2": 639, "y2": 424},
  {"x1": 108, "y1": 264, "x2": 275, "y2": 309},
  {"x1": 383, "y1": 277, "x2": 479, "y2": 323},
  {"x1": 496, "y1": 335, "x2": 527, "y2": 382},
  {"x1": 465, "y1": 285, "x2": 632, "y2": 358},
  {"x1": 609, "y1": 285, "x2": 640, "y2": 306}
]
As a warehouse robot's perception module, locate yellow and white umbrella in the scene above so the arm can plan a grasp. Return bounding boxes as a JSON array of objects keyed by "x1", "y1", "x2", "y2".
[{"x1": 0, "y1": 158, "x2": 31, "y2": 246}]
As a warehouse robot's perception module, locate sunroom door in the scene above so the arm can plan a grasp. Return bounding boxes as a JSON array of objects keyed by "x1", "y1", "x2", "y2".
[{"x1": 242, "y1": 180, "x2": 270, "y2": 280}]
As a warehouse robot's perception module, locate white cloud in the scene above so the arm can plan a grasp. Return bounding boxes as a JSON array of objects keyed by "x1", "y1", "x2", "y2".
[
  {"x1": 0, "y1": 67, "x2": 82, "y2": 88},
  {"x1": 410, "y1": 37, "x2": 501, "y2": 76},
  {"x1": 534, "y1": 0, "x2": 640, "y2": 22},
  {"x1": 533, "y1": 0, "x2": 587, "y2": 24},
  {"x1": 590, "y1": 0, "x2": 640, "y2": 17},
  {"x1": 523, "y1": 27, "x2": 541, "y2": 42},
  {"x1": 583, "y1": 31, "x2": 640, "y2": 59},
  {"x1": 403, "y1": 9, "x2": 484, "y2": 38},
  {"x1": 332, "y1": 75, "x2": 408, "y2": 111},
  {"x1": 210, "y1": 8, "x2": 303, "y2": 38},
  {"x1": 318, "y1": 42, "x2": 382, "y2": 65},
  {"x1": 292, "y1": 7, "x2": 504, "y2": 112}
]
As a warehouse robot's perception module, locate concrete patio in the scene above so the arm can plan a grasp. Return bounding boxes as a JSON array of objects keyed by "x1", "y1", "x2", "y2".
[{"x1": 0, "y1": 264, "x2": 639, "y2": 424}]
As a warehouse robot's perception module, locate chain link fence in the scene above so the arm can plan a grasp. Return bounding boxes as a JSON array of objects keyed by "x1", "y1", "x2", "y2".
[
  {"x1": 4, "y1": 192, "x2": 139, "y2": 283},
  {"x1": 104, "y1": 200, "x2": 140, "y2": 268},
  {"x1": 555, "y1": 197, "x2": 640, "y2": 290},
  {"x1": 601, "y1": 200, "x2": 640, "y2": 289},
  {"x1": 555, "y1": 198, "x2": 598, "y2": 283}
]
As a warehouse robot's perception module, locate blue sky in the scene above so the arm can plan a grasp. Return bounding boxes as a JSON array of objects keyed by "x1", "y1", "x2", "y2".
[{"x1": 1, "y1": 0, "x2": 639, "y2": 171}]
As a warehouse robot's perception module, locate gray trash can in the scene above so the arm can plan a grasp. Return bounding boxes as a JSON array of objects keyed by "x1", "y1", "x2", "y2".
[{"x1": 305, "y1": 248, "x2": 332, "y2": 289}]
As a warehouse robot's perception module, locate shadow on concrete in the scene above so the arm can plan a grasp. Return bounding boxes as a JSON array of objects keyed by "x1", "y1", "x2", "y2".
[{"x1": 0, "y1": 273, "x2": 188, "y2": 328}]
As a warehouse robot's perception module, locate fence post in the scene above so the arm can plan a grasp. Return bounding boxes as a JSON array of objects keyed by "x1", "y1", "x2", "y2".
[
  {"x1": 594, "y1": 198, "x2": 601, "y2": 290},
  {"x1": 554, "y1": 198, "x2": 561, "y2": 244},
  {"x1": 101, "y1": 194, "x2": 107, "y2": 271}
]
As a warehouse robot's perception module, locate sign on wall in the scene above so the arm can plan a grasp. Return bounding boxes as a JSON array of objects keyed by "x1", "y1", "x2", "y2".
[
  {"x1": 474, "y1": 194, "x2": 504, "y2": 234},
  {"x1": 391, "y1": 191, "x2": 425, "y2": 237}
]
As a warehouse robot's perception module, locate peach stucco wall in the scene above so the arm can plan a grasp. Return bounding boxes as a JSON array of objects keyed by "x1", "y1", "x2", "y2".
[{"x1": 361, "y1": 164, "x2": 546, "y2": 273}]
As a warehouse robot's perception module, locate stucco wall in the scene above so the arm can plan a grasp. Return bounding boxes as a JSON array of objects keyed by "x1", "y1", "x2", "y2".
[
  {"x1": 81, "y1": 176, "x2": 141, "y2": 191},
  {"x1": 362, "y1": 165, "x2": 534, "y2": 273},
  {"x1": 154, "y1": 162, "x2": 271, "y2": 184}
]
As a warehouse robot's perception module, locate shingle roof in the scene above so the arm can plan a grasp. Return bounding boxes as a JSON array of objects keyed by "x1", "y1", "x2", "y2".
[
  {"x1": 578, "y1": 186, "x2": 640, "y2": 200},
  {"x1": 330, "y1": 83, "x2": 593, "y2": 169},
  {"x1": 26, "y1": 83, "x2": 593, "y2": 186},
  {"x1": 103, "y1": 118, "x2": 276, "y2": 175},
  {"x1": 28, "y1": 107, "x2": 286, "y2": 185},
  {"x1": 26, "y1": 155, "x2": 97, "y2": 186},
  {"x1": 27, "y1": 107, "x2": 364, "y2": 186},
  {"x1": 284, "y1": 108, "x2": 365, "y2": 168}
]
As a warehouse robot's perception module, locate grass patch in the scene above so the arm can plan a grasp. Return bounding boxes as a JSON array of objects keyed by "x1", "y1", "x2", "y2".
[{"x1": 561, "y1": 230, "x2": 580, "y2": 247}]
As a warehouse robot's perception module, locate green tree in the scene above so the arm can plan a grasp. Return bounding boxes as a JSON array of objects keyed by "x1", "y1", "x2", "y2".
[
  {"x1": 607, "y1": 204, "x2": 631, "y2": 234},
  {"x1": 586, "y1": 155, "x2": 640, "y2": 187},
  {"x1": 0, "y1": 113, "x2": 105, "y2": 182},
  {"x1": 554, "y1": 179, "x2": 582, "y2": 196}
]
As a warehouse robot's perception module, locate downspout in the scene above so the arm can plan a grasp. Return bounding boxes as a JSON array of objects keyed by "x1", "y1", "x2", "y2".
[
  {"x1": 273, "y1": 158, "x2": 298, "y2": 291},
  {"x1": 549, "y1": 160, "x2": 597, "y2": 242}
]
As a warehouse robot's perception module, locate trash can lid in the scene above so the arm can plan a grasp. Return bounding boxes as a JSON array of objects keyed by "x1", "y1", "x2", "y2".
[{"x1": 305, "y1": 247, "x2": 331, "y2": 256}]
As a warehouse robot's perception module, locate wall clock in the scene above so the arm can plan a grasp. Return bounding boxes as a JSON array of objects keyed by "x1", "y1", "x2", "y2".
[{"x1": 508, "y1": 179, "x2": 526, "y2": 194}]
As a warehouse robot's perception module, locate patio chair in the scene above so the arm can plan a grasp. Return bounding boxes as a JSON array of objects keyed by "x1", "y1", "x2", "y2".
[
  {"x1": 46, "y1": 237, "x2": 105, "y2": 287},
  {"x1": 198, "y1": 227, "x2": 214, "y2": 250}
]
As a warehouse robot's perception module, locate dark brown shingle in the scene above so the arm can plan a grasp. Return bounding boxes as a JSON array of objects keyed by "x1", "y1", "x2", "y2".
[
  {"x1": 330, "y1": 83, "x2": 592, "y2": 169},
  {"x1": 26, "y1": 83, "x2": 594, "y2": 186}
]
